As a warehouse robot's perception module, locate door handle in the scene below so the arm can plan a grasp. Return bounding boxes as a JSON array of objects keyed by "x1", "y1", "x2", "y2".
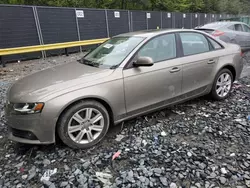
[
  {"x1": 170, "y1": 67, "x2": 181, "y2": 73},
  {"x1": 208, "y1": 59, "x2": 216, "y2": 64}
]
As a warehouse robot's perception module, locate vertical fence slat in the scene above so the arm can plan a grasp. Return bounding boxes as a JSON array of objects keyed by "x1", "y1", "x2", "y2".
[
  {"x1": 74, "y1": 8, "x2": 82, "y2": 52},
  {"x1": 33, "y1": 6, "x2": 45, "y2": 58},
  {"x1": 105, "y1": 9, "x2": 110, "y2": 38}
]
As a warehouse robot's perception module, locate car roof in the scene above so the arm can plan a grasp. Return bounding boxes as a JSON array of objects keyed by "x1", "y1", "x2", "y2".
[
  {"x1": 116, "y1": 29, "x2": 202, "y2": 38},
  {"x1": 200, "y1": 21, "x2": 246, "y2": 29}
]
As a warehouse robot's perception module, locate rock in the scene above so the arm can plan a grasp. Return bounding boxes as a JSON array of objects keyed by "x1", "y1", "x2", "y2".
[
  {"x1": 42, "y1": 180, "x2": 52, "y2": 186},
  {"x1": 21, "y1": 175, "x2": 28, "y2": 180},
  {"x1": 74, "y1": 169, "x2": 82, "y2": 176},
  {"x1": 195, "y1": 182, "x2": 201, "y2": 188},
  {"x1": 220, "y1": 177, "x2": 227, "y2": 184},
  {"x1": 170, "y1": 182, "x2": 177, "y2": 188},
  {"x1": 199, "y1": 163, "x2": 206, "y2": 170},
  {"x1": 161, "y1": 131, "x2": 167, "y2": 136},
  {"x1": 82, "y1": 161, "x2": 91, "y2": 169},
  {"x1": 43, "y1": 159, "x2": 51, "y2": 166},
  {"x1": 49, "y1": 183, "x2": 56, "y2": 188},
  {"x1": 15, "y1": 162, "x2": 24, "y2": 168},
  {"x1": 28, "y1": 166, "x2": 36, "y2": 180},
  {"x1": 139, "y1": 176, "x2": 145, "y2": 183},
  {"x1": 64, "y1": 165, "x2": 70, "y2": 171},
  {"x1": 60, "y1": 182, "x2": 68, "y2": 187},
  {"x1": 64, "y1": 164, "x2": 70, "y2": 171},
  {"x1": 246, "y1": 180, "x2": 250, "y2": 187},
  {"x1": 230, "y1": 153, "x2": 236, "y2": 157},
  {"x1": 153, "y1": 168, "x2": 162, "y2": 175},
  {"x1": 209, "y1": 172, "x2": 217, "y2": 179},
  {"x1": 160, "y1": 177, "x2": 168, "y2": 186},
  {"x1": 221, "y1": 168, "x2": 227, "y2": 174},
  {"x1": 187, "y1": 152, "x2": 192, "y2": 157},
  {"x1": 115, "y1": 134, "x2": 125, "y2": 142},
  {"x1": 128, "y1": 170, "x2": 133, "y2": 178},
  {"x1": 16, "y1": 183, "x2": 22, "y2": 188},
  {"x1": 126, "y1": 170, "x2": 134, "y2": 183}
]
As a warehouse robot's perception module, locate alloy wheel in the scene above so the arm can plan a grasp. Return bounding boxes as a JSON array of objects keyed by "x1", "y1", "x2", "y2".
[
  {"x1": 216, "y1": 73, "x2": 232, "y2": 97},
  {"x1": 68, "y1": 108, "x2": 104, "y2": 144}
]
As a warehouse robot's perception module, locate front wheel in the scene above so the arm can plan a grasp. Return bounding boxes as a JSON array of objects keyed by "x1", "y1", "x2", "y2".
[
  {"x1": 210, "y1": 69, "x2": 233, "y2": 100},
  {"x1": 57, "y1": 100, "x2": 110, "y2": 149}
]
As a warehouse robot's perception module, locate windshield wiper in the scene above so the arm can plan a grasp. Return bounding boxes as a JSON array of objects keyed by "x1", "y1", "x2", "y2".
[
  {"x1": 78, "y1": 58, "x2": 99, "y2": 67},
  {"x1": 109, "y1": 64, "x2": 119, "y2": 69}
]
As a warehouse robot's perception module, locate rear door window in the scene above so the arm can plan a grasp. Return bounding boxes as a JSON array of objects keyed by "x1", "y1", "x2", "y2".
[
  {"x1": 228, "y1": 25, "x2": 235, "y2": 30},
  {"x1": 243, "y1": 24, "x2": 250, "y2": 32},
  {"x1": 179, "y1": 32, "x2": 210, "y2": 56},
  {"x1": 235, "y1": 24, "x2": 243, "y2": 32},
  {"x1": 207, "y1": 37, "x2": 223, "y2": 50}
]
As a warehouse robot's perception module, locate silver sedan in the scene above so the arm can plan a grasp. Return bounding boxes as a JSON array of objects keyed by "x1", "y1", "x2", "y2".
[{"x1": 196, "y1": 21, "x2": 250, "y2": 51}]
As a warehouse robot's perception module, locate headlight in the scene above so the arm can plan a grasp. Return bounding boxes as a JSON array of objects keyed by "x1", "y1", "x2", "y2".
[{"x1": 13, "y1": 103, "x2": 44, "y2": 114}]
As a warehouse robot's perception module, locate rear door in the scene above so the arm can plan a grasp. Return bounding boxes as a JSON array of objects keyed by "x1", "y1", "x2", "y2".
[
  {"x1": 231, "y1": 24, "x2": 250, "y2": 47},
  {"x1": 241, "y1": 24, "x2": 250, "y2": 48},
  {"x1": 178, "y1": 32, "x2": 222, "y2": 97}
]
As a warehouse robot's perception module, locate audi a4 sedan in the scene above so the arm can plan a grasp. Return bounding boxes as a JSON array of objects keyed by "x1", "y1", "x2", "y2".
[{"x1": 5, "y1": 29, "x2": 243, "y2": 149}]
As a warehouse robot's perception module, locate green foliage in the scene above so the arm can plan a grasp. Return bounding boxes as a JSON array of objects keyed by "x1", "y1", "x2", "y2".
[{"x1": 1, "y1": 0, "x2": 250, "y2": 15}]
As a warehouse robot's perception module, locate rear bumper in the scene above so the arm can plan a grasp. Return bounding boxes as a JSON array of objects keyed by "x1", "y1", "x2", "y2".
[{"x1": 242, "y1": 47, "x2": 250, "y2": 53}]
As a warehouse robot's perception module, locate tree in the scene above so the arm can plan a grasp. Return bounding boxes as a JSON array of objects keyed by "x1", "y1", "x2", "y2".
[{"x1": 1, "y1": 0, "x2": 250, "y2": 15}]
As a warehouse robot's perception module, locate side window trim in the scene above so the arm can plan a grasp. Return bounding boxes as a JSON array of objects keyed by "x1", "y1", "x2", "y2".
[
  {"x1": 243, "y1": 24, "x2": 250, "y2": 32},
  {"x1": 124, "y1": 32, "x2": 179, "y2": 69},
  {"x1": 206, "y1": 36, "x2": 224, "y2": 51}
]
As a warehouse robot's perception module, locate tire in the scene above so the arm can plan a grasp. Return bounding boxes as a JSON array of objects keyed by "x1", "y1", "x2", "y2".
[
  {"x1": 210, "y1": 68, "x2": 233, "y2": 100},
  {"x1": 57, "y1": 100, "x2": 110, "y2": 149}
]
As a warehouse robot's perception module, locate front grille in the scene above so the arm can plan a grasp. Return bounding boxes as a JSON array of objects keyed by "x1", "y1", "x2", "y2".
[{"x1": 11, "y1": 128, "x2": 38, "y2": 140}]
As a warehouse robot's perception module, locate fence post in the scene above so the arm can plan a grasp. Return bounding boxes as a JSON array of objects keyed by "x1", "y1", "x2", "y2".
[
  {"x1": 160, "y1": 12, "x2": 163, "y2": 28},
  {"x1": 131, "y1": 12, "x2": 133, "y2": 31},
  {"x1": 105, "y1": 9, "x2": 110, "y2": 38},
  {"x1": 190, "y1": 13, "x2": 193, "y2": 28},
  {"x1": 146, "y1": 12, "x2": 149, "y2": 30},
  {"x1": 33, "y1": 6, "x2": 45, "y2": 58},
  {"x1": 172, "y1": 12, "x2": 175, "y2": 28},
  {"x1": 74, "y1": 8, "x2": 82, "y2": 52},
  {"x1": 0, "y1": 56, "x2": 5, "y2": 68},
  {"x1": 198, "y1": 13, "x2": 200, "y2": 26},
  {"x1": 128, "y1": 10, "x2": 131, "y2": 32},
  {"x1": 182, "y1": 13, "x2": 184, "y2": 28}
]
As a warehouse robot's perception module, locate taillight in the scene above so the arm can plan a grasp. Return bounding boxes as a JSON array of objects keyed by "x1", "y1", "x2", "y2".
[
  {"x1": 212, "y1": 30, "x2": 225, "y2": 37},
  {"x1": 240, "y1": 50, "x2": 244, "y2": 57}
]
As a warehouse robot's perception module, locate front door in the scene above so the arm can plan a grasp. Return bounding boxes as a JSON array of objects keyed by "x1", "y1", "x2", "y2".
[{"x1": 123, "y1": 33, "x2": 182, "y2": 115}]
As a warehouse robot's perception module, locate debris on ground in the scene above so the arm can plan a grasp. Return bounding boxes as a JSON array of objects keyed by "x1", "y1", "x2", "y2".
[{"x1": 40, "y1": 168, "x2": 57, "y2": 182}]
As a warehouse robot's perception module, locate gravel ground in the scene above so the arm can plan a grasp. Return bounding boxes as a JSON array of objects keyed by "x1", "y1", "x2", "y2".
[{"x1": 0, "y1": 53, "x2": 250, "y2": 188}]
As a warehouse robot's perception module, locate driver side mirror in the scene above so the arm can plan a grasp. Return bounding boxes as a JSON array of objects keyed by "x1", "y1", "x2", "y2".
[{"x1": 133, "y1": 57, "x2": 154, "y2": 67}]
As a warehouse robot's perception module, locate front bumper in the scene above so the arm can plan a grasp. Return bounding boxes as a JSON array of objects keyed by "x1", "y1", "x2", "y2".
[
  {"x1": 8, "y1": 131, "x2": 52, "y2": 145},
  {"x1": 6, "y1": 112, "x2": 55, "y2": 144}
]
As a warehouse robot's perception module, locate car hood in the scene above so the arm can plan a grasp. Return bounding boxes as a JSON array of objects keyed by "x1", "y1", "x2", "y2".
[{"x1": 8, "y1": 61, "x2": 114, "y2": 102}]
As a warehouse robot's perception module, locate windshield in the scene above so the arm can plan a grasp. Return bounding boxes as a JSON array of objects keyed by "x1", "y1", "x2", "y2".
[{"x1": 81, "y1": 36, "x2": 145, "y2": 69}]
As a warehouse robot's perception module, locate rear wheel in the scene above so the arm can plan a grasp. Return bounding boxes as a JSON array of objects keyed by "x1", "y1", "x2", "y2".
[
  {"x1": 210, "y1": 69, "x2": 233, "y2": 100},
  {"x1": 57, "y1": 100, "x2": 110, "y2": 149}
]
